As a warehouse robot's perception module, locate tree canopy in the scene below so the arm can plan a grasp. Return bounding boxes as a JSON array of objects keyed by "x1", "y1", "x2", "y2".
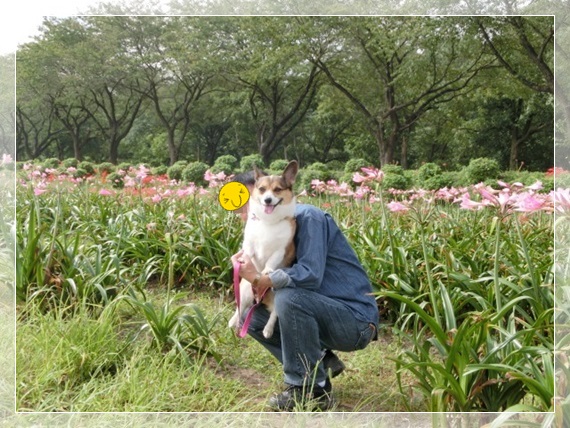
[{"x1": 15, "y1": 16, "x2": 554, "y2": 171}]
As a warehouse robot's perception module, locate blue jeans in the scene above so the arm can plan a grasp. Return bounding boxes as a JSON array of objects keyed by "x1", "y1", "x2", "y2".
[{"x1": 244, "y1": 287, "x2": 376, "y2": 386}]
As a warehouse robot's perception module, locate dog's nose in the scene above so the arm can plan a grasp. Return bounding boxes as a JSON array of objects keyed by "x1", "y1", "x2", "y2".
[{"x1": 264, "y1": 197, "x2": 273, "y2": 205}]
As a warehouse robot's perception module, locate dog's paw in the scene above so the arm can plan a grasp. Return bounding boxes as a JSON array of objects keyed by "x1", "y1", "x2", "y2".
[
  {"x1": 262, "y1": 325, "x2": 274, "y2": 339},
  {"x1": 261, "y1": 268, "x2": 274, "y2": 275}
]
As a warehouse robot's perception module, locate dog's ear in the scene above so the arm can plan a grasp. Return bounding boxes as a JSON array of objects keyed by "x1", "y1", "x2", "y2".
[
  {"x1": 282, "y1": 160, "x2": 299, "y2": 186},
  {"x1": 253, "y1": 165, "x2": 267, "y2": 180}
]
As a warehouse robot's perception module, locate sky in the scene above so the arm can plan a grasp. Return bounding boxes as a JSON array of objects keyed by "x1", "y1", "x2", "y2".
[{"x1": 0, "y1": 0, "x2": 104, "y2": 55}]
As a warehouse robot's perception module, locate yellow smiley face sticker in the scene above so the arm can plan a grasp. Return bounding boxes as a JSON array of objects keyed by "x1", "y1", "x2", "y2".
[{"x1": 218, "y1": 182, "x2": 250, "y2": 211}]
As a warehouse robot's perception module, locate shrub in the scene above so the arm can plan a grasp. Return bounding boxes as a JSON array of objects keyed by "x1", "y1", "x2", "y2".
[
  {"x1": 383, "y1": 173, "x2": 410, "y2": 190},
  {"x1": 269, "y1": 159, "x2": 290, "y2": 173},
  {"x1": 62, "y1": 158, "x2": 79, "y2": 169},
  {"x1": 308, "y1": 162, "x2": 329, "y2": 173},
  {"x1": 151, "y1": 165, "x2": 168, "y2": 176},
  {"x1": 43, "y1": 158, "x2": 60, "y2": 169},
  {"x1": 78, "y1": 161, "x2": 95, "y2": 175},
  {"x1": 71, "y1": 168, "x2": 88, "y2": 179},
  {"x1": 327, "y1": 160, "x2": 345, "y2": 172},
  {"x1": 117, "y1": 162, "x2": 133, "y2": 172},
  {"x1": 344, "y1": 158, "x2": 370, "y2": 173},
  {"x1": 418, "y1": 163, "x2": 442, "y2": 181},
  {"x1": 182, "y1": 161, "x2": 210, "y2": 186},
  {"x1": 167, "y1": 161, "x2": 188, "y2": 181},
  {"x1": 107, "y1": 172, "x2": 124, "y2": 188},
  {"x1": 240, "y1": 154, "x2": 264, "y2": 172},
  {"x1": 379, "y1": 164, "x2": 410, "y2": 190},
  {"x1": 424, "y1": 172, "x2": 458, "y2": 190},
  {"x1": 466, "y1": 157, "x2": 500, "y2": 184},
  {"x1": 211, "y1": 155, "x2": 238, "y2": 174},
  {"x1": 381, "y1": 164, "x2": 405, "y2": 175},
  {"x1": 97, "y1": 162, "x2": 116, "y2": 174},
  {"x1": 299, "y1": 163, "x2": 332, "y2": 190}
]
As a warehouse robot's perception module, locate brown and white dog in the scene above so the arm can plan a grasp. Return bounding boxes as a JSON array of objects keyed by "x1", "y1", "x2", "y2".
[{"x1": 229, "y1": 160, "x2": 298, "y2": 338}]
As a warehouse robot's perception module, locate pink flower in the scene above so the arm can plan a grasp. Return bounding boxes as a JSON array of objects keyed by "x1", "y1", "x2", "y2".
[
  {"x1": 99, "y1": 189, "x2": 113, "y2": 196},
  {"x1": 204, "y1": 169, "x2": 225, "y2": 187},
  {"x1": 514, "y1": 192, "x2": 546, "y2": 212},
  {"x1": 526, "y1": 181, "x2": 543, "y2": 191},
  {"x1": 353, "y1": 167, "x2": 384, "y2": 184},
  {"x1": 1, "y1": 154, "x2": 13, "y2": 165},
  {"x1": 151, "y1": 194, "x2": 162, "y2": 203},
  {"x1": 352, "y1": 172, "x2": 367, "y2": 183},
  {"x1": 124, "y1": 176, "x2": 136, "y2": 188},
  {"x1": 457, "y1": 193, "x2": 484, "y2": 211},
  {"x1": 477, "y1": 186, "x2": 514, "y2": 214},
  {"x1": 311, "y1": 179, "x2": 326, "y2": 193},
  {"x1": 553, "y1": 188, "x2": 570, "y2": 214},
  {"x1": 354, "y1": 186, "x2": 371, "y2": 200},
  {"x1": 335, "y1": 182, "x2": 354, "y2": 197},
  {"x1": 34, "y1": 188, "x2": 47, "y2": 196},
  {"x1": 387, "y1": 201, "x2": 410, "y2": 213},
  {"x1": 136, "y1": 165, "x2": 150, "y2": 181},
  {"x1": 177, "y1": 185, "x2": 197, "y2": 197},
  {"x1": 361, "y1": 167, "x2": 384, "y2": 183},
  {"x1": 369, "y1": 195, "x2": 381, "y2": 204}
]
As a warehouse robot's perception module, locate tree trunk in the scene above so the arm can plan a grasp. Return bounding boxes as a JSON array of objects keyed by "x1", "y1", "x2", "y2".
[
  {"x1": 400, "y1": 135, "x2": 408, "y2": 169},
  {"x1": 71, "y1": 134, "x2": 82, "y2": 161},
  {"x1": 509, "y1": 134, "x2": 520, "y2": 170},
  {"x1": 167, "y1": 129, "x2": 178, "y2": 166}
]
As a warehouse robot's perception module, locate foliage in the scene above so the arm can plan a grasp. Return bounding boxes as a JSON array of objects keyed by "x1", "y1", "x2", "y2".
[
  {"x1": 211, "y1": 155, "x2": 238, "y2": 174},
  {"x1": 14, "y1": 161, "x2": 555, "y2": 414},
  {"x1": 345, "y1": 158, "x2": 371, "y2": 173},
  {"x1": 78, "y1": 161, "x2": 95, "y2": 175},
  {"x1": 166, "y1": 161, "x2": 188, "y2": 181},
  {"x1": 269, "y1": 159, "x2": 289, "y2": 172},
  {"x1": 240, "y1": 154, "x2": 264, "y2": 171},
  {"x1": 181, "y1": 161, "x2": 209, "y2": 186},
  {"x1": 97, "y1": 162, "x2": 115, "y2": 174},
  {"x1": 417, "y1": 162, "x2": 442, "y2": 181},
  {"x1": 466, "y1": 157, "x2": 501, "y2": 183},
  {"x1": 298, "y1": 162, "x2": 332, "y2": 190},
  {"x1": 15, "y1": 16, "x2": 553, "y2": 172}
]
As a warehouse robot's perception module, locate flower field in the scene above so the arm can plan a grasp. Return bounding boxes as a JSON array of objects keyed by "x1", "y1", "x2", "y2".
[{"x1": 13, "y1": 159, "x2": 559, "y2": 414}]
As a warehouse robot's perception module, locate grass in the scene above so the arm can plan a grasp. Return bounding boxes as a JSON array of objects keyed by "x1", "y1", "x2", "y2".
[
  {"x1": 16, "y1": 288, "x2": 419, "y2": 412},
  {"x1": 12, "y1": 164, "x2": 555, "y2": 418}
]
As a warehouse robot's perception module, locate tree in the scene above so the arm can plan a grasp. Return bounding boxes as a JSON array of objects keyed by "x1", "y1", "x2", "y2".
[
  {"x1": 476, "y1": 16, "x2": 554, "y2": 95},
  {"x1": 219, "y1": 17, "x2": 322, "y2": 165},
  {"x1": 0, "y1": 55, "x2": 15, "y2": 157},
  {"x1": 306, "y1": 16, "x2": 494, "y2": 167},
  {"x1": 118, "y1": 16, "x2": 215, "y2": 165}
]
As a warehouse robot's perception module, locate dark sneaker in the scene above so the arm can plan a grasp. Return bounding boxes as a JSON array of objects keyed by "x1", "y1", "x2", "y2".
[
  {"x1": 267, "y1": 378, "x2": 335, "y2": 411},
  {"x1": 322, "y1": 350, "x2": 345, "y2": 378}
]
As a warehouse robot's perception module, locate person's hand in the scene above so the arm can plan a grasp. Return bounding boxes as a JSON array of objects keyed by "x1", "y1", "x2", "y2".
[{"x1": 231, "y1": 250, "x2": 269, "y2": 300}]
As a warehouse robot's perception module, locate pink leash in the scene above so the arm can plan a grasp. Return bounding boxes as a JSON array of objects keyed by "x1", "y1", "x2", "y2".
[{"x1": 233, "y1": 260, "x2": 268, "y2": 338}]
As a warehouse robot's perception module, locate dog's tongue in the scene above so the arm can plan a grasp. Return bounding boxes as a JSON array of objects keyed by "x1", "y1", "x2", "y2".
[{"x1": 264, "y1": 205, "x2": 275, "y2": 214}]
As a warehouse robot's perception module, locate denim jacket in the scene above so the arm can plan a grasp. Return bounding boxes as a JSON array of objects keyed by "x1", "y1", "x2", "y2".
[{"x1": 268, "y1": 204, "x2": 380, "y2": 327}]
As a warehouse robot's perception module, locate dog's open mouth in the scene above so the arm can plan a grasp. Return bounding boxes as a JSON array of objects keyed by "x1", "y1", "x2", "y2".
[{"x1": 263, "y1": 199, "x2": 283, "y2": 214}]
